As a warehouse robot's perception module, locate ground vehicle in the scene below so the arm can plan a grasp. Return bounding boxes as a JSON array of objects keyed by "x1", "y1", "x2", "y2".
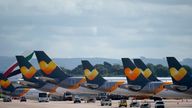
[
  {"x1": 98, "y1": 93, "x2": 108, "y2": 100},
  {"x1": 3, "y1": 97, "x2": 12, "y2": 102},
  {"x1": 155, "y1": 101, "x2": 165, "y2": 108},
  {"x1": 74, "y1": 96, "x2": 81, "y2": 103},
  {"x1": 20, "y1": 96, "x2": 27, "y2": 102},
  {"x1": 87, "y1": 98, "x2": 96, "y2": 103},
  {"x1": 100, "y1": 98, "x2": 112, "y2": 106},
  {"x1": 140, "y1": 103, "x2": 151, "y2": 108},
  {"x1": 119, "y1": 99, "x2": 127, "y2": 107},
  {"x1": 38, "y1": 93, "x2": 49, "y2": 102},
  {"x1": 130, "y1": 101, "x2": 140, "y2": 107},
  {"x1": 63, "y1": 92, "x2": 73, "y2": 101}
]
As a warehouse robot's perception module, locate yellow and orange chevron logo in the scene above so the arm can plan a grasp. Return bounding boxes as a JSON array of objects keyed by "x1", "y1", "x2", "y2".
[
  {"x1": 0, "y1": 79, "x2": 11, "y2": 89},
  {"x1": 124, "y1": 68, "x2": 140, "y2": 81},
  {"x1": 39, "y1": 61, "x2": 57, "y2": 75},
  {"x1": 84, "y1": 69, "x2": 98, "y2": 80},
  {"x1": 21, "y1": 66, "x2": 37, "y2": 79},
  {"x1": 170, "y1": 67, "x2": 187, "y2": 81},
  {"x1": 140, "y1": 68, "x2": 152, "y2": 79}
]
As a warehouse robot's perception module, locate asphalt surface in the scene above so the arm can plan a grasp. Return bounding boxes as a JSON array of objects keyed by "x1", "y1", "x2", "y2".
[{"x1": 0, "y1": 99, "x2": 192, "y2": 108}]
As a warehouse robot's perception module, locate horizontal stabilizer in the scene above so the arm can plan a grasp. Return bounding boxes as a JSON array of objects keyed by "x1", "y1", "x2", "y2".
[
  {"x1": 81, "y1": 83, "x2": 99, "y2": 89},
  {"x1": 164, "y1": 84, "x2": 188, "y2": 92},
  {"x1": 119, "y1": 83, "x2": 142, "y2": 91},
  {"x1": 126, "y1": 85, "x2": 142, "y2": 91},
  {"x1": 18, "y1": 80, "x2": 39, "y2": 88},
  {"x1": 35, "y1": 76, "x2": 57, "y2": 84}
]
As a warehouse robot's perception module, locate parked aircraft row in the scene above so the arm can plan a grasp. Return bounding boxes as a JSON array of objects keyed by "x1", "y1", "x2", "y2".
[{"x1": 0, "y1": 51, "x2": 192, "y2": 99}]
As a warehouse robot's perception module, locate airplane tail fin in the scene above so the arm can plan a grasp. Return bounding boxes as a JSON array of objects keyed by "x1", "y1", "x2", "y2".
[
  {"x1": 166, "y1": 57, "x2": 191, "y2": 87},
  {"x1": 133, "y1": 59, "x2": 159, "y2": 81},
  {"x1": 6, "y1": 69, "x2": 22, "y2": 78},
  {"x1": 34, "y1": 51, "x2": 70, "y2": 80},
  {"x1": 0, "y1": 73, "x2": 15, "y2": 92},
  {"x1": 81, "y1": 60, "x2": 106, "y2": 87},
  {"x1": 16, "y1": 56, "x2": 38, "y2": 82},
  {"x1": 121, "y1": 58, "x2": 149, "y2": 88},
  {"x1": 3, "y1": 51, "x2": 34, "y2": 78}
]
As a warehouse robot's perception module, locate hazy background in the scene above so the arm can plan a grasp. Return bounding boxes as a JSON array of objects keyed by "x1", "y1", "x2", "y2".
[{"x1": 0, "y1": 0, "x2": 192, "y2": 64}]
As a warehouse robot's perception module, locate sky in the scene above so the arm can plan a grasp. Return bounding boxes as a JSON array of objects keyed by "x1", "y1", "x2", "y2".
[{"x1": 0, "y1": 0, "x2": 192, "y2": 60}]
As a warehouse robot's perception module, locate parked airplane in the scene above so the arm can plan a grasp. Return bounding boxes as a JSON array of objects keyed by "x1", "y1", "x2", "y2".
[
  {"x1": 16, "y1": 56, "x2": 60, "y2": 94},
  {"x1": 0, "y1": 73, "x2": 30, "y2": 97},
  {"x1": 132, "y1": 59, "x2": 168, "y2": 94},
  {"x1": 34, "y1": 51, "x2": 100, "y2": 94},
  {"x1": 122, "y1": 58, "x2": 154, "y2": 92},
  {"x1": 3, "y1": 51, "x2": 34, "y2": 78},
  {"x1": 165, "y1": 57, "x2": 192, "y2": 94},
  {"x1": 81, "y1": 60, "x2": 144, "y2": 96},
  {"x1": 133, "y1": 58, "x2": 192, "y2": 98}
]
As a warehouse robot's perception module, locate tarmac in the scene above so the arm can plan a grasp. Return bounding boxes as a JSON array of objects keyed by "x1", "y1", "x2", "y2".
[{"x1": 1, "y1": 99, "x2": 192, "y2": 108}]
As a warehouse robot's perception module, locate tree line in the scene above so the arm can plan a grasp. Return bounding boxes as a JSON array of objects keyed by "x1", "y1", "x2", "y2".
[{"x1": 60, "y1": 62, "x2": 192, "y2": 77}]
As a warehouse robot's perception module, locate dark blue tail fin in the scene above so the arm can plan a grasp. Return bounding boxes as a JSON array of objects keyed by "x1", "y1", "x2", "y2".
[
  {"x1": 16, "y1": 56, "x2": 39, "y2": 83},
  {"x1": 121, "y1": 58, "x2": 149, "y2": 88},
  {"x1": 0, "y1": 73, "x2": 15, "y2": 92},
  {"x1": 166, "y1": 57, "x2": 192, "y2": 87},
  {"x1": 34, "y1": 51, "x2": 70, "y2": 80},
  {"x1": 133, "y1": 59, "x2": 159, "y2": 81},
  {"x1": 81, "y1": 60, "x2": 106, "y2": 87},
  {"x1": 3, "y1": 51, "x2": 34, "y2": 78}
]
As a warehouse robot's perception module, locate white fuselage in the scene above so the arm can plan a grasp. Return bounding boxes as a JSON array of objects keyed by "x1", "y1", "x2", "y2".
[
  {"x1": 156, "y1": 89, "x2": 192, "y2": 99},
  {"x1": 55, "y1": 86, "x2": 101, "y2": 95},
  {"x1": 20, "y1": 77, "x2": 192, "y2": 99}
]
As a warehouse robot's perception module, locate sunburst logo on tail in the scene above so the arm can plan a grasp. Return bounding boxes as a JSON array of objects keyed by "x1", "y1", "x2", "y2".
[
  {"x1": 140, "y1": 68, "x2": 152, "y2": 79},
  {"x1": 124, "y1": 68, "x2": 140, "y2": 81},
  {"x1": 20, "y1": 66, "x2": 36, "y2": 79},
  {"x1": 84, "y1": 69, "x2": 98, "y2": 80},
  {"x1": 170, "y1": 67, "x2": 187, "y2": 81},
  {"x1": 0, "y1": 79, "x2": 11, "y2": 88},
  {"x1": 39, "y1": 61, "x2": 57, "y2": 75}
]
